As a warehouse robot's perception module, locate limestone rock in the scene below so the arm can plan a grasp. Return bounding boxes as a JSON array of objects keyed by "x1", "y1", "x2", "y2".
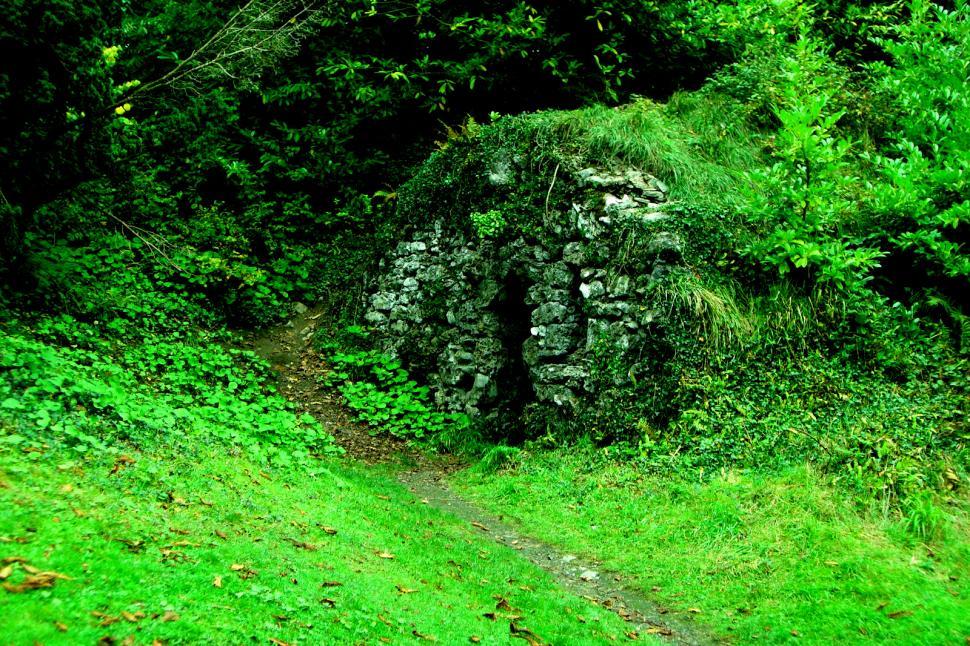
[{"x1": 361, "y1": 155, "x2": 680, "y2": 424}]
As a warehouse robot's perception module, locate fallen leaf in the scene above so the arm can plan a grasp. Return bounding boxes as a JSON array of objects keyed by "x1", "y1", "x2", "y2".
[
  {"x1": 319, "y1": 526, "x2": 338, "y2": 536},
  {"x1": 121, "y1": 611, "x2": 145, "y2": 623},
  {"x1": 688, "y1": 608, "x2": 702, "y2": 614},
  {"x1": 320, "y1": 581, "x2": 343, "y2": 588},
  {"x1": 494, "y1": 597, "x2": 512, "y2": 611},
  {"x1": 161, "y1": 610, "x2": 179, "y2": 622},
  {"x1": 269, "y1": 639, "x2": 293, "y2": 646},
  {"x1": 159, "y1": 548, "x2": 186, "y2": 562},
  {"x1": 320, "y1": 597, "x2": 337, "y2": 608},
  {"x1": 110, "y1": 456, "x2": 136, "y2": 474},
  {"x1": 625, "y1": 631, "x2": 639, "y2": 640},
  {"x1": 887, "y1": 610, "x2": 913, "y2": 620},
  {"x1": 791, "y1": 630, "x2": 801, "y2": 637},
  {"x1": 214, "y1": 530, "x2": 228, "y2": 539},
  {"x1": 285, "y1": 537, "x2": 319, "y2": 551},
  {"x1": 117, "y1": 539, "x2": 145, "y2": 554},
  {"x1": 60, "y1": 483, "x2": 74, "y2": 493},
  {"x1": 510, "y1": 622, "x2": 544, "y2": 646},
  {"x1": 3, "y1": 570, "x2": 71, "y2": 593},
  {"x1": 412, "y1": 629, "x2": 437, "y2": 641},
  {"x1": 376, "y1": 551, "x2": 395, "y2": 560},
  {"x1": 646, "y1": 626, "x2": 672, "y2": 636},
  {"x1": 1, "y1": 557, "x2": 27, "y2": 564},
  {"x1": 92, "y1": 611, "x2": 120, "y2": 627},
  {"x1": 470, "y1": 637, "x2": 481, "y2": 644},
  {"x1": 0, "y1": 565, "x2": 13, "y2": 580},
  {"x1": 229, "y1": 563, "x2": 257, "y2": 579},
  {"x1": 213, "y1": 575, "x2": 223, "y2": 588},
  {"x1": 54, "y1": 621, "x2": 68, "y2": 632},
  {"x1": 471, "y1": 521, "x2": 489, "y2": 532},
  {"x1": 396, "y1": 584, "x2": 418, "y2": 594}
]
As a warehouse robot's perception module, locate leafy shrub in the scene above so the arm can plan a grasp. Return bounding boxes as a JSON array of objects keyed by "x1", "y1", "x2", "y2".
[
  {"x1": 864, "y1": 0, "x2": 970, "y2": 283},
  {"x1": 470, "y1": 210, "x2": 508, "y2": 239},
  {"x1": 321, "y1": 328, "x2": 470, "y2": 441},
  {"x1": 0, "y1": 316, "x2": 340, "y2": 466},
  {"x1": 742, "y1": 36, "x2": 884, "y2": 296}
]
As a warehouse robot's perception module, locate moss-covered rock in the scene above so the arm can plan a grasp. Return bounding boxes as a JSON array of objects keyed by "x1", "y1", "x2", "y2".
[{"x1": 362, "y1": 108, "x2": 710, "y2": 437}]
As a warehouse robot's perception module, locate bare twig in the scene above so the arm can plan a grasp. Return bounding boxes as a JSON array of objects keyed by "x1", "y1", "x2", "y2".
[
  {"x1": 544, "y1": 162, "x2": 561, "y2": 222},
  {"x1": 109, "y1": 214, "x2": 185, "y2": 272},
  {"x1": 102, "y1": 0, "x2": 331, "y2": 117}
]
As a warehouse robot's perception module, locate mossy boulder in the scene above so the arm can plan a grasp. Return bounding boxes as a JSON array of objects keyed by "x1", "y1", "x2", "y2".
[{"x1": 360, "y1": 107, "x2": 734, "y2": 437}]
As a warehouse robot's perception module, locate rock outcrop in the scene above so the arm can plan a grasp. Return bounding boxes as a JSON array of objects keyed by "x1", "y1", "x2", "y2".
[{"x1": 363, "y1": 140, "x2": 686, "y2": 425}]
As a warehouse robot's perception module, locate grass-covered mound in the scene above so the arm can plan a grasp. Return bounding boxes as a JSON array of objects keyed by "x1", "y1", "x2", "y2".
[{"x1": 360, "y1": 69, "x2": 967, "y2": 503}]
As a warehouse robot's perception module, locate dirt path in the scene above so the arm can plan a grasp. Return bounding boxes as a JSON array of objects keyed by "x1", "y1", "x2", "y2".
[{"x1": 251, "y1": 307, "x2": 716, "y2": 645}]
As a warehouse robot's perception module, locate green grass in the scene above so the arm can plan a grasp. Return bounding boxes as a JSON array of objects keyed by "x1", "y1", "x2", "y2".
[
  {"x1": 455, "y1": 447, "x2": 970, "y2": 644},
  {"x1": 536, "y1": 94, "x2": 762, "y2": 206},
  {"x1": 0, "y1": 443, "x2": 646, "y2": 645}
]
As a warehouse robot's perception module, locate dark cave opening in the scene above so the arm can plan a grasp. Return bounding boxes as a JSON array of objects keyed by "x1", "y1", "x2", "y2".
[{"x1": 488, "y1": 271, "x2": 536, "y2": 440}]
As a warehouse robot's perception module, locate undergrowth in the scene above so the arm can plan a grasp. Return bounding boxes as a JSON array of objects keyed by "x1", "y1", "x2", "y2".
[
  {"x1": 0, "y1": 232, "x2": 341, "y2": 468},
  {"x1": 318, "y1": 327, "x2": 471, "y2": 444}
]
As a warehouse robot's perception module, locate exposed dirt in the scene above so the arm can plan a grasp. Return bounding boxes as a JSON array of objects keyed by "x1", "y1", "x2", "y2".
[
  {"x1": 251, "y1": 307, "x2": 716, "y2": 645},
  {"x1": 248, "y1": 306, "x2": 457, "y2": 469}
]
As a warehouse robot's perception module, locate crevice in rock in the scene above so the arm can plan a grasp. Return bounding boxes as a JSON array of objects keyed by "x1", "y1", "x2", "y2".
[
  {"x1": 363, "y1": 152, "x2": 679, "y2": 438},
  {"x1": 489, "y1": 270, "x2": 536, "y2": 437}
]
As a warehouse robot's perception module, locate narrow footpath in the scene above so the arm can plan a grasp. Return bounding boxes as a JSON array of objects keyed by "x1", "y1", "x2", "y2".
[{"x1": 251, "y1": 306, "x2": 716, "y2": 646}]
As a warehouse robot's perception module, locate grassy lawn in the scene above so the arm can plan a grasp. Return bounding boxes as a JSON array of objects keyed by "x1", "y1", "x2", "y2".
[
  {"x1": 0, "y1": 442, "x2": 645, "y2": 645},
  {"x1": 455, "y1": 448, "x2": 970, "y2": 644}
]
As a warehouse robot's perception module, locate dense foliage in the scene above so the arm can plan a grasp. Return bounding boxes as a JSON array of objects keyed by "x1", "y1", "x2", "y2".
[{"x1": 0, "y1": 0, "x2": 967, "y2": 506}]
